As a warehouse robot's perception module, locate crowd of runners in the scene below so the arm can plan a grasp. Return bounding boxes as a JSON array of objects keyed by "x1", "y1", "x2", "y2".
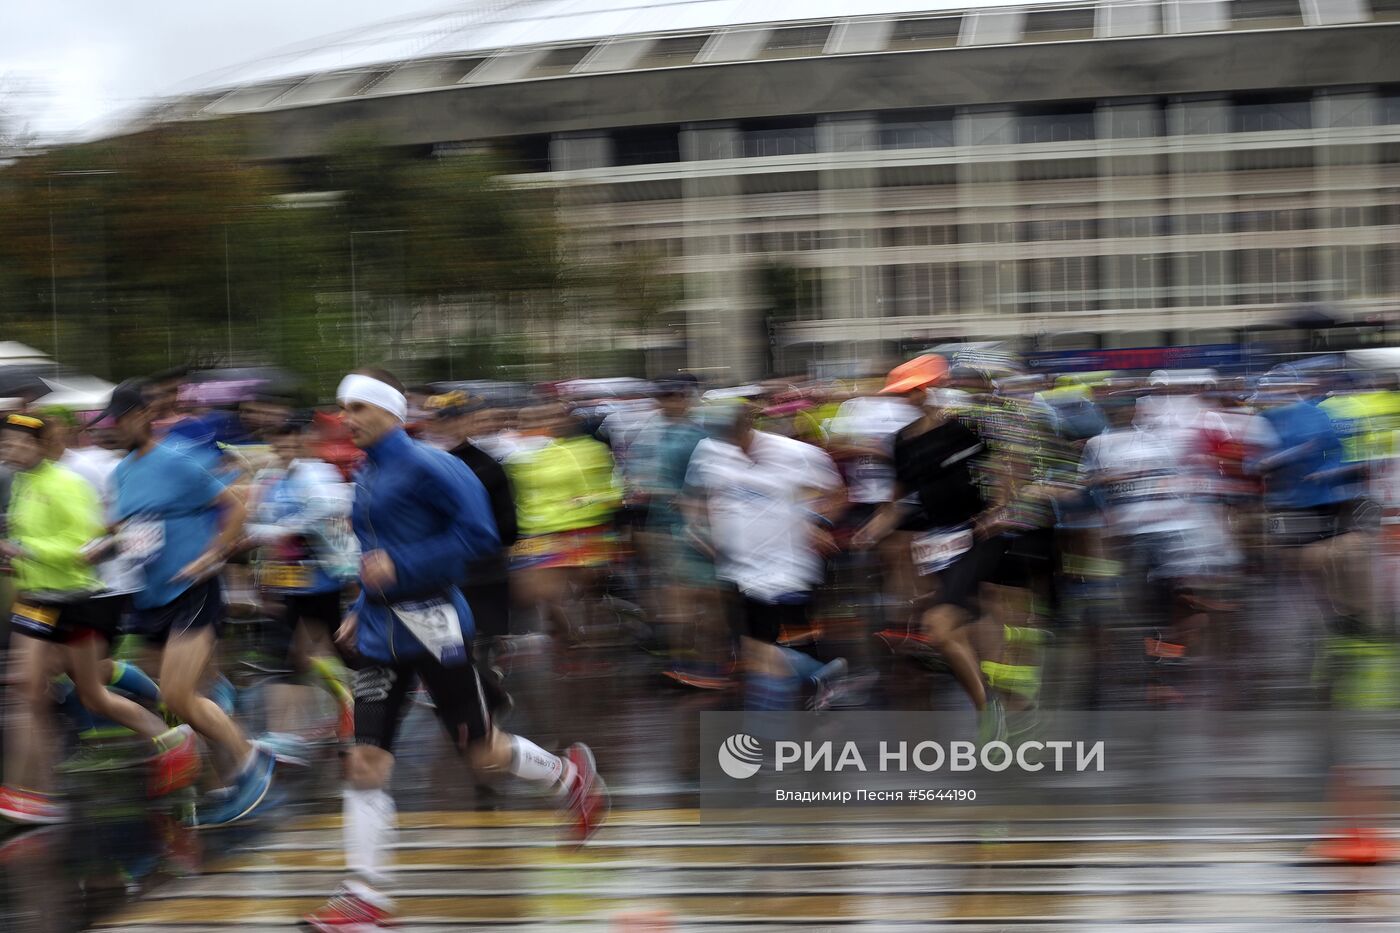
[{"x1": 0, "y1": 346, "x2": 1397, "y2": 928}]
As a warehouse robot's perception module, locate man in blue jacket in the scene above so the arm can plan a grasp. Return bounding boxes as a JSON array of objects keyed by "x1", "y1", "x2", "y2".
[{"x1": 304, "y1": 369, "x2": 607, "y2": 932}]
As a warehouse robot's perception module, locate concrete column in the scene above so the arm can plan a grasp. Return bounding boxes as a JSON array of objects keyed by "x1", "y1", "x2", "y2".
[{"x1": 678, "y1": 123, "x2": 757, "y2": 381}]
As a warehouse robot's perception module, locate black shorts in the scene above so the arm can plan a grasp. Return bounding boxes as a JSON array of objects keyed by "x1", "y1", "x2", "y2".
[
  {"x1": 133, "y1": 578, "x2": 224, "y2": 646},
  {"x1": 462, "y1": 579, "x2": 510, "y2": 641},
  {"x1": 281, "y1": 589, "x2": 342, "y2": 634},
  {"x1": 10, "y1": 595, "x2": 119, "y2": 645},
  {"x1": 734, "y1": 594, "x2": 810, "y2": 645},
  {"x1": 353, "y1": 654, "x2": 492, "y2": 755},
  {"x1": 927, "y1": 536, "x2": 1012, "y2": 615}
]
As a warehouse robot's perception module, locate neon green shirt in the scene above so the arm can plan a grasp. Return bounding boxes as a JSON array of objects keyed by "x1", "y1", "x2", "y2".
[
  {"x1": 507, "y1": 435, "x2": 622, "y2": 537},
  {"x1": 8, "y1": 460, "x2": 103, "y2": 594}
]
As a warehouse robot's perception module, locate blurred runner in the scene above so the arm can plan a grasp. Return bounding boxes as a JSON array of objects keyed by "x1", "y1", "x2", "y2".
[
  {"x1": 505, "y1": 402, "x2": 623, "y2": 659},
  {"x1": 244, "y1": 415, "x2": 357, "y2": 751},
  {"x1": 0, "y1": 412, "x2": 197, "y2": 824},
  {"x1": 854, "y1": 356, "x2": 1006, "y2": 738},
  {"x1": 683, "y1": 397, "x2": 848, "y2": 711},
  {"x1": 430, "y1": 393, "x2": 517, "y2": 715},
  {"x1": 626, "y1": 375, "x2": 725, "y2": 686},
  {"x1": 304, "y1": 370, "x2": 606, "y2": 930},
  {"x1": 105, "y1": 380, "x2": 277, "y2": 827}
]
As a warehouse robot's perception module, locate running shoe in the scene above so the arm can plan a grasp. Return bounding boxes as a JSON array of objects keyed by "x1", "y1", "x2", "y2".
[
  {"x1": 149, "y1": 727, "x2": 202, "y2": 797},
  {"x1": 0, "y1": 786, "x2": 67, "y2": 825},
  {"x1": 562, "y1": 742, "x2": 609, "y2": 844},
  {"x1": 806, "y1": 658, "x2": 849, "y2": 711},
  {"x1": 210, "y1": 675, "x2": 239, "y2": 717},
  {"x1": 253, "y1": 732, "x2": 311, "y2": 768},
  {"x1": 662, "y1": 662, "x2": 734, "y2": 691},
  {"x1": 302, "y1": 884, "x2": 395, "y2": 931},
  {"x1": 187, "y1": 749, "x2": 275, "y2": 829}
]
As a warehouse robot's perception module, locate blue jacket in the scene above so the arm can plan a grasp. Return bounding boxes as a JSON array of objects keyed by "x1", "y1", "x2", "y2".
[{"x1": 349, "y1": 428, "x2": 499, "y2": 663}]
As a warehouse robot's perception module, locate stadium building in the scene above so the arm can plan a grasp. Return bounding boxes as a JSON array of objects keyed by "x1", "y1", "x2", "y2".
[{"x1": 141, "y1": 0, "x2": 1400, "y2": 379}]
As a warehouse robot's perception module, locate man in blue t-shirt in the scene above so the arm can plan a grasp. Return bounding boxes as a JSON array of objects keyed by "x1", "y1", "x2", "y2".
[{"x1": 102, "y1": 379, "x2": 276, "y2": 827}]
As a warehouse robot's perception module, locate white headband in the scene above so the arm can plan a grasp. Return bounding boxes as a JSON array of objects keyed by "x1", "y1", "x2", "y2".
[{"x1": 337, "y1": 374, "x2": 407, "y2": 422}]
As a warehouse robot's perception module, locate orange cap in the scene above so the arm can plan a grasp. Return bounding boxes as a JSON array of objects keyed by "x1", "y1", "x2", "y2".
[{"x1": 880, "y1": 354, "x2": 948, "y2": 395}]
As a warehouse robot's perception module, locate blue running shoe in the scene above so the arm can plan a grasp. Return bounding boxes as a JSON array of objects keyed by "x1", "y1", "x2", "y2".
[
  {"x1": 188, "y1": 750, "x2": 275, "y2": 829},
  {"x1": 209, "y1": 675, "x2": 238, "y2": 717},
  {"x1": 253, "y1": 732, "x2": 310, "y2": 768}
]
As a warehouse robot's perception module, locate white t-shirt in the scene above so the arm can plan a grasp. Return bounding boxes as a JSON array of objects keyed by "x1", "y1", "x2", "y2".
[
  {"x1": 1080, "y1": 428, "x2": 1202, "y2": 536},
  {"x1": 61, "y1": 446, "x2": 142, "y2": 596},
  {"x1": 684, "y1": 431, "x2": 842, "y2": 602}
]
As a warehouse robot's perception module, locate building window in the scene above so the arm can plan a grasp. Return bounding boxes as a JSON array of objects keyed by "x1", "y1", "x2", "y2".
[
  {"x1": 741, "y1": 119, "x2": 818, "y2": 157},
  {"x1": 887, "y1": 263, "x2": 960, "y2": 315},
  {"x1": 759, "y1": 25, "x2": 833, "y2": 58},
  {"x1": 1233, "y1": 94, "x2": 1313, "y2": 132},
  {"x1": 1022, "y1": 6, "x2": 1097, "y2": 41},
  {"x1": 887, "y1": 16, "x2": 963, "y2": 49},
  {"x1": 1018, "y1": 256, "x2": 1100, "y2": 314},
  {"x1": 1234, "y1": 248, "x2": 1317, "y2": 303},
  {"x1": 612, "y1": 126, "x2": 681, "y2": 166},
  {"x1": 634, "y1": 34, "x2": 710, "y2": 69},
  {"x1": 878, "y1": 108, "x2": 955, "y2": 149},
  {"x1": 1229, "y1": 0, "x2": 1304, "y2": 27},
  {"x1": 1017, "y1": 104, "x2": 1097, "y2": 144}
]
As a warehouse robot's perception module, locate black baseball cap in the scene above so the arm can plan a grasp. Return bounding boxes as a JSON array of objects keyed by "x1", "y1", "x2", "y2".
[
  {"x1": 654, "y1": 373, "x2": 698, "y2": 396},
  {"x1": 95, "y1": 379, "x2": 150, "y2": 423}
]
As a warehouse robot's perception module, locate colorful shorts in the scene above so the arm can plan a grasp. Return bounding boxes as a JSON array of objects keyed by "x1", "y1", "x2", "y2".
[{"x1": 510, "y1": 527, "x2": 617, "y2": 571}]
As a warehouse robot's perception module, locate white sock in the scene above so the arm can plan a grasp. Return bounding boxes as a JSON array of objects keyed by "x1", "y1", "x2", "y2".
[
  {"x1": 507, "y1": 735, "x2": 565, "y2": 787},
  {"x1": 344, "y1": 787, "x2": 396, "y2": 891}
]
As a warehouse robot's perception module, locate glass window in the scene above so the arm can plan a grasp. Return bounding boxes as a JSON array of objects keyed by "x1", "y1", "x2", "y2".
[
  {"x1": 741, "y1": 119, "x2": 818, "y2": 157},
  {"x1": 878, "y1": 109, "x2": 955, "y2": 149},
  {"x1": 887, "y1": 16, "x2": 962, "y2": 49},
  {"x1": 759, "y1": 25, "x2": 833, "y2": 58},
  {"x1": 1022, "y1": 6, "x2": 1097, "y2": 40},
  {"x1": 1229, "y1": 0, "x2": 1304, "y2": 27},
  {"x1": 1233, "y1": 94, "x2": 1313, "y2": 132},
  {"x1": 1017, "y1": 105, "x2": 1097, "y2": 144},
  {"x1": 633, "y1": 34, "x2": 709, "y2": 69},
  {"x1": 613, "y1": 126, "x2": 681, "y2": 166},
  {"x1": 529, "y1": 46, "x2": 594, "y2": 77}
]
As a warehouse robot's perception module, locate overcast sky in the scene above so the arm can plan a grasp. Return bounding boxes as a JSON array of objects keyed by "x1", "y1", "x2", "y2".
[{"x1": 1, "y1": 1, "x2": 452, "y2": 141}]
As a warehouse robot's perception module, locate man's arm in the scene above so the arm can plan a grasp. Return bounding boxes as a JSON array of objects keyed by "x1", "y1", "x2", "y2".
[{"x1": 177, "y1": 485, "x2": 246, "y2": 582}]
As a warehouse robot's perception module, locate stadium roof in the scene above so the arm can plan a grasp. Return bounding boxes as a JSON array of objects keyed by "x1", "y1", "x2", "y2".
[{"x1": 151, "y1": 0, "x2": 1382, "y2": 123}]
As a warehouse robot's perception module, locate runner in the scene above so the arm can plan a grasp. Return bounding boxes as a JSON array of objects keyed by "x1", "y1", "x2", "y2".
[
  {"x1": 505, "y1": 401, "x2": 623, "y2": 658},
  {"x1": 683, "y1": 396, "x2": 849, "y2": 712},
  {"x1": 430, "y1": 393, "x2": 516, "y2": 713},
  {"x1": 302, "y1": 369, "x2": 607, "y2": 930},
  {"x1": 0, "y1": 412, "x2": 198, "y2": 824},
  {"x1": 853, "y1": 356, "x2": 1006, "y2": 738},
  {"x1": 245, "y1": 415, "x2": 357, "y2": 750},
  {"x1": 104, "y1": 379, "x2": 278, "y2": 827}
]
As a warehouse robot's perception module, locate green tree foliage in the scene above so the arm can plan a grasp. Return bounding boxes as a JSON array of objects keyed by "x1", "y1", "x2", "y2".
[{"x1": 0, "y1": 127, "x2": 652, "y2": 399}]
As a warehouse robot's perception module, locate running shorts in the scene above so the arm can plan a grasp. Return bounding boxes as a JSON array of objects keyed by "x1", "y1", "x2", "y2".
[
  {"x1": 353, "y1": 655, "x2": 492, "y2": 754},
  {"x1": 133, "y1": 578, "x2": 224, "y2": 645}
]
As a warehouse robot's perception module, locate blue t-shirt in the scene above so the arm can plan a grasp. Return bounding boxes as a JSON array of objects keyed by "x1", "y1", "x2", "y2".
[
  {"x1": 1258, "y1": 401, "x2": 1346, "y2": 510},
  {"x1": 114, "y1": 444, "x2": 226, "y2": 609}
]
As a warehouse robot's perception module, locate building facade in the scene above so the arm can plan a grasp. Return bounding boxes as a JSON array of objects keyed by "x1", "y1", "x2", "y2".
[{"x1": 150, "y1": 0, "x2": 1400, "y2": 379}]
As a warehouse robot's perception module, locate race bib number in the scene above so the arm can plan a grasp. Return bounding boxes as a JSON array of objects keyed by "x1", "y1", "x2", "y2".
[
  {"x1": 512, "y1": 536, "x2": 553, "y2": 559},
  {"x1": 118, "y1": 519, "x2": 165, "y2": 566},
  {"x1": 391, "y1": 598, "x2": 467, "y2": 665},
  {"x1": 912, "y1": 527, "x2": 974, "y2": 576},
  {"x1": 11, "y1": 602, "x2": 59, "y2": 638},
  {"x1": 1104, "y1": 476, "x2": 1171, "y2": 503},
  {"x1": 261, "y1": 562, "x2": 314, "y2": 591}
]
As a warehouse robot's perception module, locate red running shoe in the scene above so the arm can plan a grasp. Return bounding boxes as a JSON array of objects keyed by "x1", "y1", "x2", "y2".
[
  {"x1": 0, "y1": 786, "x2": 66, "y2": 825},
  {"x1": 149, "y1": 727, "x2": 201, "y2": 797},
  {"x1": 561, "y1": 742, "x2": 610, "y2": 844},
  {"x1": 302, "y1": 885, "x2": 395, "y2": 931}
]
